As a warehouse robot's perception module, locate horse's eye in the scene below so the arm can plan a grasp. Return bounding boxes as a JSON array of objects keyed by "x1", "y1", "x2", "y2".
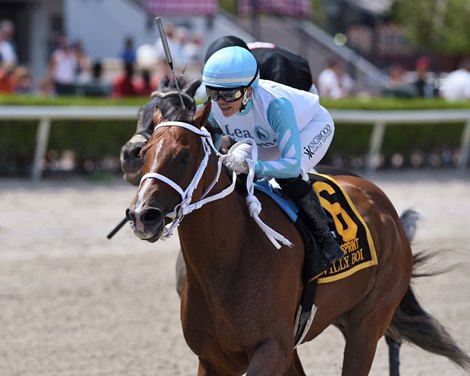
[{"x1": 180, "y1": 151, "x2": 190, "y2": 164}]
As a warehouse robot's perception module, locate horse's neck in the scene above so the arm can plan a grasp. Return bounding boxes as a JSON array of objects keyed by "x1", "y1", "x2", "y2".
[{"x1": 177, "y1": 159, "x2": 247, "y2": 286}]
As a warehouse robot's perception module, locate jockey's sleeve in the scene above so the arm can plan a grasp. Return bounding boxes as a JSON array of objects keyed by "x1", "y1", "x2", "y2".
[{"x1": 254, "y1": 98, "x2": 301, "y2": 178}]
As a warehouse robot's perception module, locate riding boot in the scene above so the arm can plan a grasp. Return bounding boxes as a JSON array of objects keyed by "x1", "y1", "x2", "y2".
[{"x1": 278, "y1": 175, "x2": 344, "y2": 272}]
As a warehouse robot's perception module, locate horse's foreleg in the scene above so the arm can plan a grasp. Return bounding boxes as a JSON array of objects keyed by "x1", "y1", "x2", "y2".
[
  {"x1": 197, "y1": 358, "x2": 238, "y2": 376},
  {"x1": 246, "y1": 340, "x2": 292, "y2": 376},
  {"x1": 341, "y1": 323, "x2": 383, "y2": 376},
  {"x1": 284, "y1": 349, "x2": 307, "y2": 376}
]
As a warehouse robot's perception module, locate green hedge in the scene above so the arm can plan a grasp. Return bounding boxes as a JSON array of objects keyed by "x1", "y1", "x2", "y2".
[
  {"x1": 1, "y1": 95, "x2": 469, "y2": 176},
  {"x1": 2, "y1": 94, "x2": 469, "y2": 109}
]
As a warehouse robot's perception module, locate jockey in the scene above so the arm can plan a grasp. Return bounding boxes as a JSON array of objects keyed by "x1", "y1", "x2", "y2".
[{"x1": 202, "y1": 46, "x2": 343, "y2": 273}]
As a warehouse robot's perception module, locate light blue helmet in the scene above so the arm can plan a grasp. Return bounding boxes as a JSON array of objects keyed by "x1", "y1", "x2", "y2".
[{"x1": 202, "y1": 46, "x2": 259, "y2": 89}]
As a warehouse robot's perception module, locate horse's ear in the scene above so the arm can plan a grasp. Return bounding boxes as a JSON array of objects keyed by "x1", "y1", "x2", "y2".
[
  {"x1": 153, "y1": 106, "x2": 164, "y2": 127},
  {"x1": 185, "y1": 78, "x2": 202, "y2": 98},
  {"x1": 194, "y1": 101, "x2": 212, "y2": 129},
  {"x1": 159, "y1": 75, "x2": 169, "y2": 89}
]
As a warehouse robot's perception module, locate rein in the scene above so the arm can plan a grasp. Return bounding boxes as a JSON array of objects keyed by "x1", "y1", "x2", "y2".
[{"x1": 140, "y1": 121, "x2": 293, "y2": 249}]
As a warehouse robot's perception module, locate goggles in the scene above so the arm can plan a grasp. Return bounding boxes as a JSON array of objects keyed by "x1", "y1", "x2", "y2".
[{"x1": 206, "y1": 86, "x2": 245, "y2": 102}]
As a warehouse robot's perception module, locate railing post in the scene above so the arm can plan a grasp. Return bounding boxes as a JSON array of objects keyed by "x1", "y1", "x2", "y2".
[
  {"x1": 32, "y1": 117, "x2": 51, "y2": 182},
  {"x1": 458, "y1": 118, "x2": 470, "y2": 171},
  {"x1": 367, "y1": 120, "x2": 386, "y2": 175}
]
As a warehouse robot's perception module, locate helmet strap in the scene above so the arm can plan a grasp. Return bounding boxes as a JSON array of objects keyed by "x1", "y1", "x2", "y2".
[
  {"x1": 242, "y1": 90, "x2": 250, "y2": 105},
  {"x1": 239, "y1": 65, "x2": 258, "y2": 112},
  {"x1": 240, "y1": 89, "x2": 251, "y2": 112}
]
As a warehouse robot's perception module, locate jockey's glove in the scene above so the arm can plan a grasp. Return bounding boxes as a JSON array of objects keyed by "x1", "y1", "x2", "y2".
[{"x1": 222, "y1": 153, "x2": 253, "y2": 174}]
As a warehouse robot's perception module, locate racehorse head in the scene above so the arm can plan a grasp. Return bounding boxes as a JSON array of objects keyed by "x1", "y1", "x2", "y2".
[
  {"x1": 120, "y1": 76, "x2": 201, "y2": 185},
  {"x1": 126, "y1": 101, "x2": 213, "y2": 242}
]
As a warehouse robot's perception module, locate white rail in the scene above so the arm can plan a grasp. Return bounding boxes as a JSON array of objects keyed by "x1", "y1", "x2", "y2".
[{"x1": 1, "y1": 106, "x2": 469, "y2": 180}]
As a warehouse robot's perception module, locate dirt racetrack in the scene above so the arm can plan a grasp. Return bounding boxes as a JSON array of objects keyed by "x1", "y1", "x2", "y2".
[{"x1": 0, "y1": 170, "x2": 469, "y2": 376}]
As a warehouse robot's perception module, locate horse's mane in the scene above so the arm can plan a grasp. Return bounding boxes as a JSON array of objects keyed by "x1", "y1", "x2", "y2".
[
  {"x1": 168, "y1": 108, "x2": 195, "y2": 124},
  {"x1": 141, "y1": 108, "x2": 196, "y2": 157}
]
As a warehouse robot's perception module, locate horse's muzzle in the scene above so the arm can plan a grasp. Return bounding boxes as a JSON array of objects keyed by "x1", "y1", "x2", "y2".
[
  {"x1": 120, "y1": 142, "x2": 144, "y2": 186},
  {"x1": 126, "y1": 206, "x2": 165, "y2": 242}
]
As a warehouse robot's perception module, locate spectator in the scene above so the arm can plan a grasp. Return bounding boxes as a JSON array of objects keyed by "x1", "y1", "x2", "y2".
[
  {"x1": 172, "y1": 27, "x2": 190, "y2": 70},
  {"x1": 136, "y1": 43, "x2": 158, "y2": 70},
  {"x1": 317, "y1": 59, "x2": 354, "y2": 99},
  {"x1": 72, "y1": 39, "x2": 92, "y2": 82},
  {"x1": 135, "y1": 69, "x2": 157, "y2": 96},
  {"x1": 112, "y1": 61, "x2": 138, "y2": 97},
  {"x1": 184, "y1": 32, "x2": 205, "y2": 72},
  {"x1": 0, "y1": 63, "x2": 15, "y2": 93},
  {"x1": 119, "y1": 35, "x2": 137, "y2": 64},
  {"x1": 413, "y1": 56, "x2": 437, "y2": 98},
  {"x1": 48, "y1": 36, "x2": 78, "y2": 95},
  {"x1": 388, "y1": 63, "x2": 407, "y2": 87},
  {"x1": 154, "y1": 22, "x2": 177, "y2": 64},
  {"x1": 78, "y1": 60, "x2": 112, "y2": 97},
  {"x1": 12, "y1": 65, "x2": 32, "y2": 94},
  {"x1": 383, "y1": 63, "x2": 415, "y2": 98},
  {"x1": 439, "y1": 58, "x2": 470, "y2": 101},
  {"x1": 0, "y1": 20, "x2": 17, "y2": 66}
]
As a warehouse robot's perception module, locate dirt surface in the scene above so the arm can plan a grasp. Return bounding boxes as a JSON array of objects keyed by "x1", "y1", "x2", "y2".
[{"x1": 0, "y1": 170, "x2": 469, "y2": 376}]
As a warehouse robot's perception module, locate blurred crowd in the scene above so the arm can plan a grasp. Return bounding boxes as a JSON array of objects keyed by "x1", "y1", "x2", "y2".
[
  {"x1": 0, "y1": 21, "x2": 205, "y2": 98},
  {"x1": 1, "y1": 18, "x2": 469, "y2": 101},
  {"x1": 0, "y1": 19, "x2": 32, "y2": 95}
]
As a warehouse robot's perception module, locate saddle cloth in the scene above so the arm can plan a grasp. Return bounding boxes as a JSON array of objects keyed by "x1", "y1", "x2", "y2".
[{"x1": 254, "y1": 173, "x2": 378, "y2": 284}]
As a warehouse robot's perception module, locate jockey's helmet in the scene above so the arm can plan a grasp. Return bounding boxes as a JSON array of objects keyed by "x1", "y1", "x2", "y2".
[{"x1": 202, "y1": 46, "x2": 259, "y2": 89}]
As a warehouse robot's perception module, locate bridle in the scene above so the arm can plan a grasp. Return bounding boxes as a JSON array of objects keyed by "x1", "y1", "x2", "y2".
[
  {"x1": 139, "y1": 121, "x2": 237, "y2": 238},
  {"x1": 139, "y1": 120, "x2": 293, "y2": 249}
]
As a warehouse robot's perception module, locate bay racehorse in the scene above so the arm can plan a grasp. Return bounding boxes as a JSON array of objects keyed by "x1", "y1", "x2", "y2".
[
  {"x1": 126, "y1": 102, "x2": 469, "y2": 375},
  {"x1": 119, "y1": 75, "x2": 201, "y2": 185}
]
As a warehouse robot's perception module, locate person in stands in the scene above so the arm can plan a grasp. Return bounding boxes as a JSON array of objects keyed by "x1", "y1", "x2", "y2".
[
  {"x1": 201, "y1": 46, "x2": 343, "y2": 274},
  {"x1": 317, "y1": 58, "x2": 354, "y2": 99},
  {"x1": 439, "y1": 58, "x2": 470, "y2": 101},
  {"x1": 112, "y1": 62, "x2": 138, "y2": 98},
  {"x1": 47, "y1": 37, "x2": 78, "y2": 95}
]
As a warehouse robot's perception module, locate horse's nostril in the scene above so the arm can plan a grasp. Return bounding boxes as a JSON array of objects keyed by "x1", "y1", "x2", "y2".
[
  {"x1": 141, "y1": 208, "x2": 163, "y2": 225},
  {"x1": 126, "y1": 208, "x2": 135, "y2": 222}
]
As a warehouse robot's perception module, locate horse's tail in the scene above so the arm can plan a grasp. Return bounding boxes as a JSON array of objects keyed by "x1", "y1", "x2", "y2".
[
  {"x1": 389, "y1": 209, "x2": 470, "y2": 370},
  {"x1": 390, "y1": 284, "x2": 470, "y2": 370}
]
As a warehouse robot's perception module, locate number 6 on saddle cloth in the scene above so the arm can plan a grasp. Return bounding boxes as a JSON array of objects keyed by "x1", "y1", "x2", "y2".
[{"x1": 254, "y1": 173, "x2": 377, "y2": 284}]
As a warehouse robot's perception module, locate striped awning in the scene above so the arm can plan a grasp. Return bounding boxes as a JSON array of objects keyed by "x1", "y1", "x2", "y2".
[
  {"x1": 146, "y1": 0, "x2": 218, "y2": 16},
  {"x1": 238, "y1": 0, "x2": 310, "y2": 18}
]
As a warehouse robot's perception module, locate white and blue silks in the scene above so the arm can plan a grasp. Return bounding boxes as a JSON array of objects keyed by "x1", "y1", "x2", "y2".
[{"x1": 208, "y1": 79, "x2": 335, "y2": 181}]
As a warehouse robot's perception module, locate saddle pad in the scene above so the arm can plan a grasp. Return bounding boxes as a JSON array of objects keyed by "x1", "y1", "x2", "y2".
[
  {"x1": 310, "y1": 173, "x2": 378, "y2": 284},
  {"x1": 253, "y1": 175, "x2": 377, "y2": 284},
  {"x1": 253, "y1": 179, "x2": 299, "y2": 222}
]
